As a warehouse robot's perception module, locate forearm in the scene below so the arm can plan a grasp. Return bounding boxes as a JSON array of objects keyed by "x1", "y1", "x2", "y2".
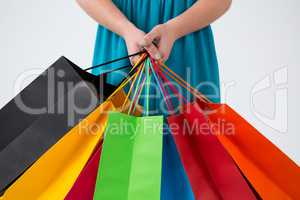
[
  {"x1": 76, "y1": 0, "x2": 136, "y2": 37},
  {"x1": 167, "y1": 0, "x2": 232, "y2": 39}
]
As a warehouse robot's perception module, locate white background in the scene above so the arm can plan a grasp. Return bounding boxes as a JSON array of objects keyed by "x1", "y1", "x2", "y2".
[{"x1": 0, "y1": 1, "x2": 299, "y2": 164}]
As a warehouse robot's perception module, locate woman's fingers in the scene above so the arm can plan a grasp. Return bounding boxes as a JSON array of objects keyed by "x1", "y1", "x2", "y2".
[
  {"x1": 143, "y1": 43, "x2": 162, "y2": 60},
  {"x1": 140, "y1": 24, "x2": 175, "y2": 62},
  {"x1": 140, "y1": 25, "x2": 162, "y2": 60},
  {"x1": 141, "y1": 25, "x2": 167, "y2": 61},
  {"x1": 130, "y1": 54, "x2": 141, "y2": 66},
  {"x1": 141, "y1": 26, "x2": 161, "y2": 46}
]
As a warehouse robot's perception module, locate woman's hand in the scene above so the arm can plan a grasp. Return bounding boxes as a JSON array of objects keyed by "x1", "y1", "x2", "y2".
[
  {"x1": 141, "y1": 23, "x2": 177, "y2": 62},
  {"x1": 122, "y1": 27, "x2": 147, "y2": 65},
  {"x1": 140, "y1": 0, "x2": 232, "y2": 62},
  {"x1": 123, "y1": 24, "x2": 176, "y2": 64},
  {"x1": 123, "y1": 26, "x2": 161, "y2": 65}
]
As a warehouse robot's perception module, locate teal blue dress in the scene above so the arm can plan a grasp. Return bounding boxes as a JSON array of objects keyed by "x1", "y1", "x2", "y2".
[
  {"x1": 92, "y1": 0, "x2": 220, "y2": 103},
  {"x1": 92, "y1": 0, "x2": 220, "y2": 199}
]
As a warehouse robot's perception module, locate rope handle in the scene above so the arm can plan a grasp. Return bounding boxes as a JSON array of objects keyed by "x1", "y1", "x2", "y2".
[
  {"x1": 84, "y1": 50, "x2": 146, "y2": 71},
  {"x1": 150, "y1": 58, "x2": 188, "y2": 105},
  {"x1": 104, "y1": 54, "x2": 147, "y2": 103},
  {"x1": 159, "y1": 63, "x2": 211, "y2": 103},
  {"x1": 128, "y1": 60, "x2": 146, "y2": 114},
  {"x1": 148, "y1": 59, "x2": 173, "y2": 111},
  {"x1": 97, "y1": 51, "x2": 212, "y2": 116}
]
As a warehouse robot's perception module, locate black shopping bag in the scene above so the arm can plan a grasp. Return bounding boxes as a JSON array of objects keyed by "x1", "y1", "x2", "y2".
[{"x1": 0, "y1": 56, "x2": 118, "y2": 193}]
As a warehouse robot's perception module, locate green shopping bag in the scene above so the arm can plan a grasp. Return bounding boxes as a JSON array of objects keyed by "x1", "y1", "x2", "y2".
[
  {"x1": 94, "y1": 112, "x2": 163, "y2": 200},
  {"x1": 94, "y1": 57, "x2": 163, "y2": 199}
]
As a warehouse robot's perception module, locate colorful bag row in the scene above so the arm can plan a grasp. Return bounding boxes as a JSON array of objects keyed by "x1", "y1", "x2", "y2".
[{"x1": 0, "y1": 54, "x2": 299, "y2": 200}]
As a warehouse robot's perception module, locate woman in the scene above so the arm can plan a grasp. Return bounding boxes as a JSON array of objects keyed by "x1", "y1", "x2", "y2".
[{"x1": 77, "y1": 0, "x2": 231, "y2": 199}]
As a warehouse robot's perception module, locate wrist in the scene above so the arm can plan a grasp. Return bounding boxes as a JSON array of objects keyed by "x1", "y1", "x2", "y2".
[
  {"x1": 120, "y1": 22, "x2": 138, "y2": 39},
  {"x1": 165, "y1": 20, "x2": 182, "y2": 40}
]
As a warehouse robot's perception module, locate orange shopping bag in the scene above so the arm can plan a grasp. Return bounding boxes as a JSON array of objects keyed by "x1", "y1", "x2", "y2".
[{"x1": 197, "y1": 101, "x2": 300, "y2": 200}]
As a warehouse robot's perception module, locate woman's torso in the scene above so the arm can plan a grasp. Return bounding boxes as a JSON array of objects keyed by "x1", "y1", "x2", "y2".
[{"x1": 93, "y1": 0, "x2": 220, "y2": 103}]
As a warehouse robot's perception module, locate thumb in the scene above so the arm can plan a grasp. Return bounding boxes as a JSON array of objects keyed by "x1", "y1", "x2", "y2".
[{"x1": 140, "y1": 27, "x2": 161, "y2": 47}]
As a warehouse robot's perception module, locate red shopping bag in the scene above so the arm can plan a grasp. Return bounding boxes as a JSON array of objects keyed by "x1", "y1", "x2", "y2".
[
  {"x1": 64, "y1": 144, "x2": 102, "y2": 200},
  {"x1": 168, "y1": 102, "x2": 257, "y2": 200},
  {"x1": 147, "y1": 59, "x2": 256, "y2": 200}
]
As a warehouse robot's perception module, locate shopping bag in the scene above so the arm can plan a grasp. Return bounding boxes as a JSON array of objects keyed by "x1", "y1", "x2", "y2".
[
  {"x1": 94, "y1": 112, "x2": 163, "y2": 200},
  {"x1": 0, "y1": 56, "x2": 117, "y2": 193},
  {"x1": 197, "y1": 101, "x2": 300, "y2": 200},
  {"x1": 0, "y1": 101, "x2": 113, "y2": 199},
  {"x1": 168, "y1": 102, "x2": 257, "y2": 200},
  {"x1": 161, "y1": 133, "x2": 195, "y2": 200},
  {"x1": 65, "y1": 144, "x2": 102, "y2": 200}
]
